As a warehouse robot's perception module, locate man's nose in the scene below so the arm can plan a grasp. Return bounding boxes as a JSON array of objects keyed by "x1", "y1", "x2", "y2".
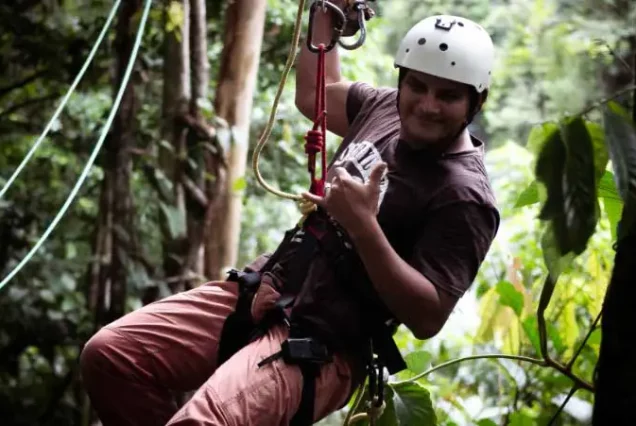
[{"x1": 416, "y1": 93, "x2": 441, "y2": 114}]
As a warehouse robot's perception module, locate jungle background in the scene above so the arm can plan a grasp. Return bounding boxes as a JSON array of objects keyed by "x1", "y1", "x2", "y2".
[{"x1": 1, "y1": 0, "x2": 635, "y2": 425}]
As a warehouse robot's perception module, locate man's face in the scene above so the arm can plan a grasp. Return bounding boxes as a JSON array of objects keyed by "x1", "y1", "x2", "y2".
[{"x1": 398, "y1": 70, "x2": 474, "y2": 150}]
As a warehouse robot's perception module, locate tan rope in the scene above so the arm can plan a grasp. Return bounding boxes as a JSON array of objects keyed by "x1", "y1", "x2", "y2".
[{"x1": 251, "y1": 0, "x2": 307, "y2": 202}]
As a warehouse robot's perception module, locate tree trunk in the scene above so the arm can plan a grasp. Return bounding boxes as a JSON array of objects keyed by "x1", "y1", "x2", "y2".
[
  {"x1": 592, "y1": 36, "x2": 636, "y2": 425},
  {"x1": 158, "y1": 0, "x2": 191, "y2": 295},
  {"x1": 106, "y1": 0, "x2": 141, "y2": 322},
  {"x1": 86, "y1": 0, "x2": 141, "y2": 326},
  {"x1": 592, "y1": 233, "x2": 636, "y2": 423},
  {"x1": 206, "y1": 0, "x2": 267, "y2": 280},
  {"x1": 180, "y1": 0, "x2": 211, "y2": 286}
]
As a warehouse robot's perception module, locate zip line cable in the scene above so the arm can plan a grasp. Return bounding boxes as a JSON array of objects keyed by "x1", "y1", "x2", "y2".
[
  {"x1": 0, "y1": 0, "x2": 154, "y2": 293},
  {"x1": 0, "y1": 0, "x2": 122, "y2": 200}
]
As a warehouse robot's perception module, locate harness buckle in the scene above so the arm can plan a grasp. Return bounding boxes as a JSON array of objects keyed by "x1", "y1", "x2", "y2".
[{"x1": 282, "y1": 338, "x2": 333, "y2": 365}]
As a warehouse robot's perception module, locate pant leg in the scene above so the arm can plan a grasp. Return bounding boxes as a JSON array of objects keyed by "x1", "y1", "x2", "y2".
[
  {"x1": 79, "y1": 280, "x2": 240, "y2": 426},
  {"x1": 166, "y1": 324, "x2": 354, "y2": 426}
]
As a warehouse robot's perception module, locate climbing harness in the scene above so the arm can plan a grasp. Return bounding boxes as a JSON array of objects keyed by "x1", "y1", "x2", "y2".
[{"x1": 219, "y1": 210, "x2": 405, "y2": 425}]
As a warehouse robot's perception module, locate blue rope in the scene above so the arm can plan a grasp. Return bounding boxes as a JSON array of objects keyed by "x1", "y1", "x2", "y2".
[
  {"x1": 0, "y1": 0, "x2": 122, "y2": 200},
  {"x1": 0, "y1": 0, "x2": 154, "y2": 292}
]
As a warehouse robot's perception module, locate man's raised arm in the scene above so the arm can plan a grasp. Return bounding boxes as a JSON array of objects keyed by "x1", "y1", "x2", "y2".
[{"x1": 295, "y1": 3, "x2": 353, "y2": 138}]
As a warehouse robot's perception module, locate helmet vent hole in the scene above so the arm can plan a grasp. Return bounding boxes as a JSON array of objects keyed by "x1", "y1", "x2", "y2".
[
  {"x1": 457, "y1": 21, "x2": 464, "y2": 27},
  {"x1": 451, "y1": 61, "x2": 456, "y2": 66},
  {"x1": 405, "y1": 48, "x2": 410, "y2": 53},
  {"x1": 418, "y1": 38, "x2": 426, "y2": 45},
  {"x1": 439, "y1": 43, "x2": 448, "y2": 51}
]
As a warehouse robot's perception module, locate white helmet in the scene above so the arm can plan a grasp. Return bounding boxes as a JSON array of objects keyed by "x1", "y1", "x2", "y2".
[{"x1": 394, "y1": 15, "x2": 495, "y2": 93}]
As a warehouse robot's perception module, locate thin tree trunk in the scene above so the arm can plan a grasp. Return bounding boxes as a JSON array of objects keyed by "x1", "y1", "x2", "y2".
[
  {"x1": 592, "y1": 234, "x2": 636, "y2": 423},
  {"x1": 180, "y1": 0, "x2": 210, "y2": 286},
  {"x1": 106, "y1": 0, "x2": 141, "y2": 322},
  {"x1": 206, "y1": 0, "x2": 267, "y2": 280},
  {"x1": 159, "y1": 0, "x2": 191, "y2": 294}
]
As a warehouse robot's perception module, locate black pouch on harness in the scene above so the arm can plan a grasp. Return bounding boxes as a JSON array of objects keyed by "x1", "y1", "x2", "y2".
[
  {"x1": 217, "y1": 268, "x2": 263, "y2": 365},
  {"x1": 216, "y1": 225, "x2": 299, "y2": 365}
]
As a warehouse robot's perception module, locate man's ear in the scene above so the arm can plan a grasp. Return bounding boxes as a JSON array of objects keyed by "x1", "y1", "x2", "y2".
[{"x1": 480, "y1": 89, "x2": 489, "y2": 106}]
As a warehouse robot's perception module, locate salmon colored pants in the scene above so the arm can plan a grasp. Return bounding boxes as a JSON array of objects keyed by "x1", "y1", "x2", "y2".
[{"x1": 79, "y1": 277, "x2": 355, "y2": 426}]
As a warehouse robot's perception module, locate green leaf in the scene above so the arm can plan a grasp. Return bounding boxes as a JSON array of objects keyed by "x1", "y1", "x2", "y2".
[
  {"x1": 603, "y1": 196, "x2": 623, "y2": 241},
  {"x1": 477, "y1": 420, "x2": 498, "y2": 426},
  {"x1": 547, "y1": 321, "x2": 566, "y2": 355},
  {"x1": 159, "y1": 201, "x2": 187, "y2": 240},
  {"x1": 535, "y1": 124, "x2": 566, "y2": 222},
  {"x1": 527, "y1": 122, "x2": 559, "y2": 155},
  {"x1": 603, "y1": 102, "x2": 636, "y2": 237},
  {"x1": 376, "y1": 386, "x2": 398, "y2": 426},
  {"x1": 560, "y1": 117, "x2": 600, "y2": 253},
  {"x1": 391, "y1": 381, "x2": 437, "y2": 426},
  {"x1": 585, "y1": 120, "x2": 610, "y2": 182},
  {"x1": 540, "y1": 225, "x2": 572, "y2": 281},
  {"x1": 536, "y1": 117, "x2": 599, "y2": 255},
  {"x1": 598, "y1": 171, "x2": 622, "y2": 200},
  {"x1": 514, "y1": 181, "x2": 539, "y2": 208},
  {"x1": 509, "y1": 410, "x2": 536, "y2": 426},
  {"x1": 495, "y1": 280, "x2": 524, "y2": 316},
  {"x1": 232, "y1": 177, "x2": 247, "y2": 193},
  {"x1": 522, "y1": 316, "x2": 542, "y2": 355},
  {"x1": 404, "y1": 350, "x2": 432, "y2": 376}
]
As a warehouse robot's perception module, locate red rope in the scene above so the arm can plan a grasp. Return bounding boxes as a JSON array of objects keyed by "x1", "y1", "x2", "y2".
[{"x1": 304, "y1": 43, "x2": 327, "y2": 197}]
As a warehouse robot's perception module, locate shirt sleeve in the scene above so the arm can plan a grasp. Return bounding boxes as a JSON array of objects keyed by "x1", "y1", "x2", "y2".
[
  {"x1": 346, "y1": 82, "x2": 379, "y2": 124},
  {"x1": 408, "y1": 202, "x2": 500, "y2": 298}
]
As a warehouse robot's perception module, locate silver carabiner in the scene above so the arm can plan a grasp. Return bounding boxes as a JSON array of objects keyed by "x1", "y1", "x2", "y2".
[
  {"x1": 307, "y1": 0, "x2": 347, "y2": 53},
  {"x1": 338, "y1": 0, "x2": 368, "y2": 50}
]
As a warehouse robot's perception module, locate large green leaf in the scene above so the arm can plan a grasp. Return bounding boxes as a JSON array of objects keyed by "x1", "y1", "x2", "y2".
[
  {"x1": 535, "y1": 117, "x2": 599, "y2": 255},
  {"x1": 495, "y1": 280, "x2": 524, "y2": 317},
  {"x1": 598, "y1": 170, "x2": 622, "y2": 200},
  {"x1": 404, "y1": 350, "x2": 432, "y2": 376},
  {"x1": 514, "y1": 181, "x2": 539, "y2": 208},
  {"x1": 603, "y1": 102, "x2": 636, "y2": 238},
  {"x1": 391, "y1": 381, "x2": 437, "y2": 426},
  {"x1": 560, "y1": 116, "x2": 599, "y2": 254},
  {"x1": 585, "y1": 120, "x2": 610, "y2": 182}
]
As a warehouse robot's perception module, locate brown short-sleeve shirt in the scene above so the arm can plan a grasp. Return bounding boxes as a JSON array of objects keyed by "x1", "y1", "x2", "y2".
[{"x1": 272, "y1": 81, "x2": 500, "y2": 348}]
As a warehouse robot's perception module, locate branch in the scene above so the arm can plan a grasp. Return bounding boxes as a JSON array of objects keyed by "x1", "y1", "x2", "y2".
[
  {"x1": 567, "y1": 309, "x2": 602, "y2": 370},
  {"x1": 0, "y1": 69, "x2": 49, "y2": 99},
  {"x1": 547, "y1": 385, "x2": 579, "y2": 426},
  {"x1": 537, "y1": 274, "x2": 595, "y2": 392},
  {"x1": 580, "y1": 84, "x2": 636, "y2": 117},
  {"x1": 182, "y1": 175, "x2": 208, "y2": 207},
  {"x1": 393, "y1": 354, "x2": 546, "y2": 385},
  {"x1": 140, "y1": 163, "x2": 171, "y2": 204},
  {"x1": 0, "y1": 93, "x2": 60, "y2": 120}
]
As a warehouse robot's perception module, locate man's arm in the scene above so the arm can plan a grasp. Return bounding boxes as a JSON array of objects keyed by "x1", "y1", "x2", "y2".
[
  {"x1": 295, "y1": 5, "x2": 352, "y2": 138},
  {"x1": 349, "y1": 203, "x2": 499, "y2": 340}
]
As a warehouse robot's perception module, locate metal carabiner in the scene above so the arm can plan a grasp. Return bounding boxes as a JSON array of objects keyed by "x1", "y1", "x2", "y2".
[
  {"x1": 307, "y1": 0, "x2": 347, "y2": 53},
  {"x1": 338, "y1": 0, "x2": 368, "y2": 50}
]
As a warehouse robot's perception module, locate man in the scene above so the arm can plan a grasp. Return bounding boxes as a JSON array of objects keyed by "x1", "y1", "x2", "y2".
[{"x1": 79, "y1": 3, "x2": 499, "y2": 425}]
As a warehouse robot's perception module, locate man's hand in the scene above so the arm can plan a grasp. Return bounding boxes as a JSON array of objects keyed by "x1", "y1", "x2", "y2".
[{"x1": 302, "y1": 162, "x2": 387, "y2": 237}]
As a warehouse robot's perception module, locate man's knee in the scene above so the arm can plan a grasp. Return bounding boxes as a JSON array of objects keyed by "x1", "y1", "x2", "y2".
[{"x1": 80, "y1": 327, "x2": 131, "y2": 386}]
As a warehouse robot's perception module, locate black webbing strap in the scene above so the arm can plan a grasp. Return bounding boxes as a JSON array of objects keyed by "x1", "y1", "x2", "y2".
[{"x1": 291, "y1": 362, "x2": 319, "y2": 426}]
